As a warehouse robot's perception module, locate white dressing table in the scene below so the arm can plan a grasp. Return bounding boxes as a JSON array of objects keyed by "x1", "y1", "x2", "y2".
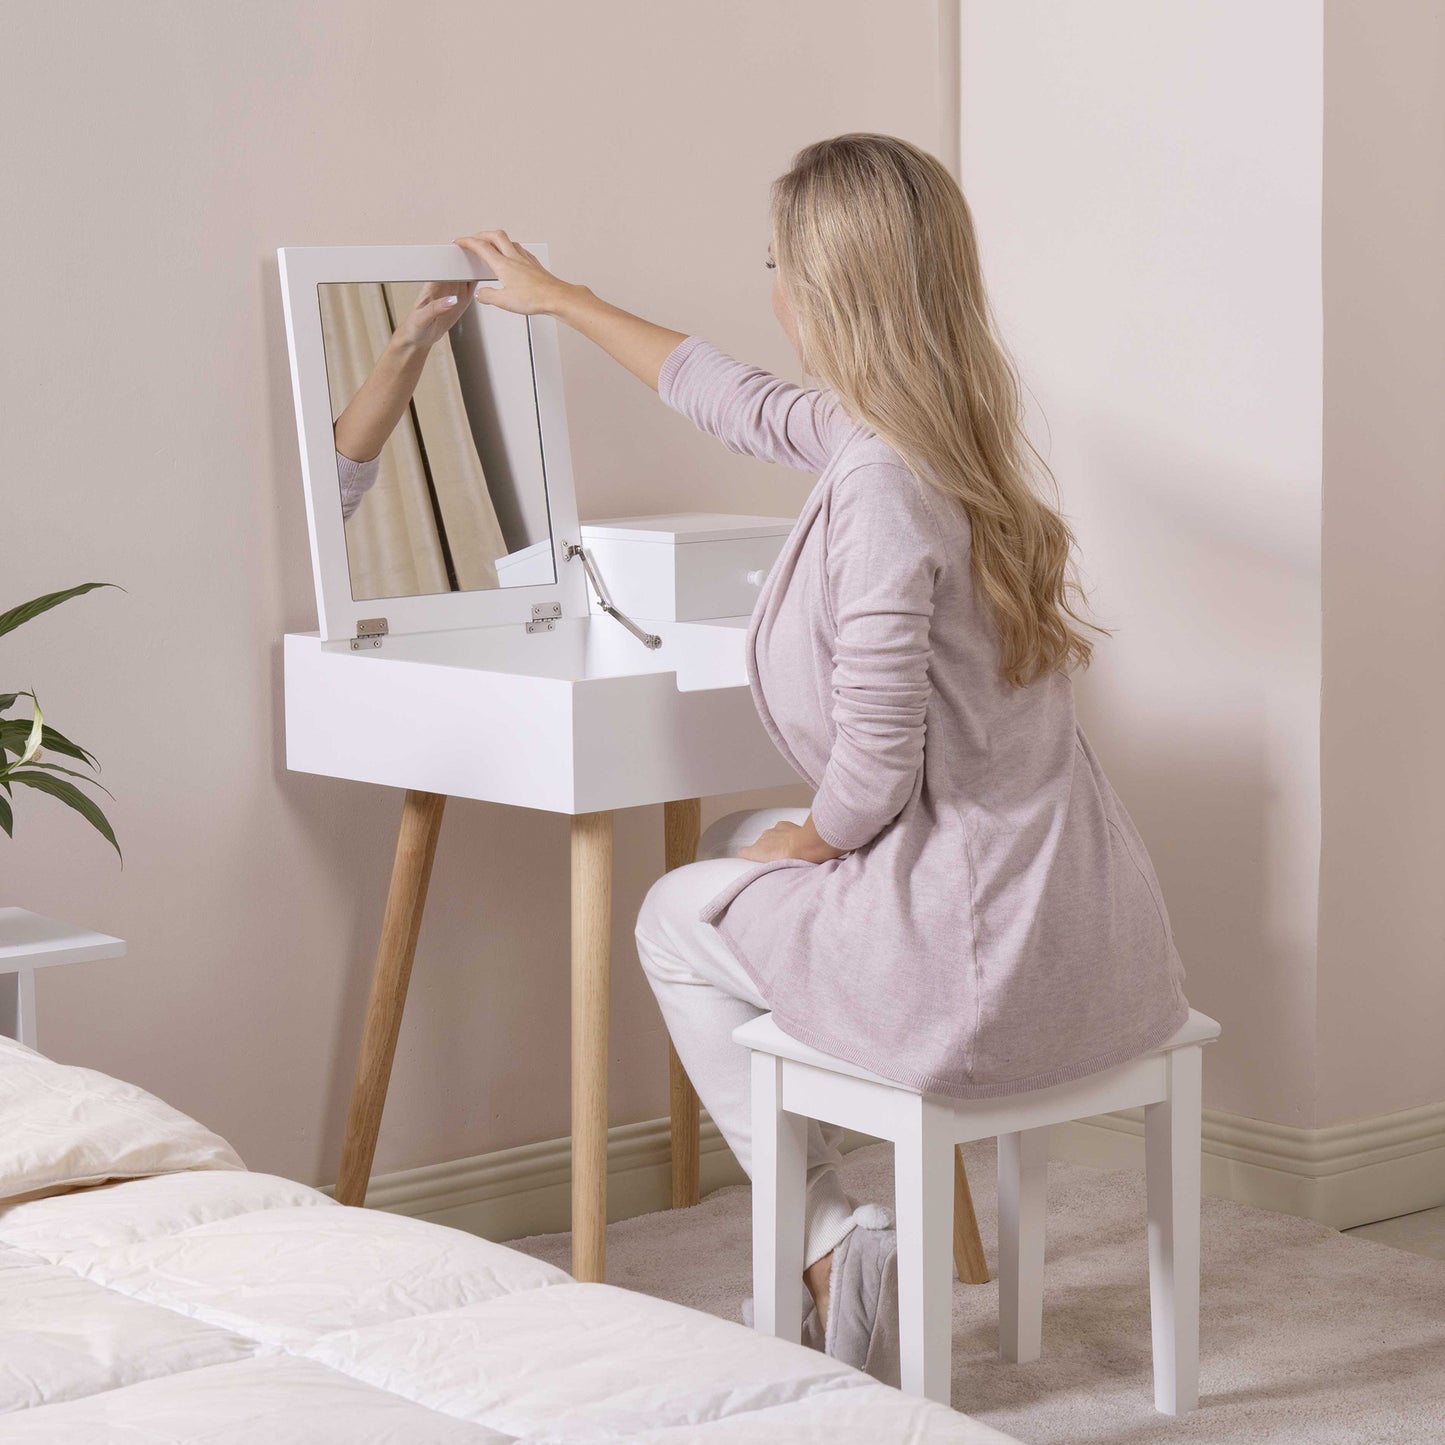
[{"x1": 277, "y1": 245, "x2": 796, "y2": 1280}]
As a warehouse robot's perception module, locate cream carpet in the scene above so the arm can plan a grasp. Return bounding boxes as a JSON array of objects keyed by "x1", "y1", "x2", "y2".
[{"x1": 508, "y1": 1140, "x2": 1445, "y2": 1443}]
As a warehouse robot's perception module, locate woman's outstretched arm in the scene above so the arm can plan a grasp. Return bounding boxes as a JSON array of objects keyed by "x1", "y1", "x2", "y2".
[
  {"x1": 455, "y1": 230, "x2": 685, "y2": 390},
  {"x1": 455, "y1": 229, "x2": 845, "y2": 471}
]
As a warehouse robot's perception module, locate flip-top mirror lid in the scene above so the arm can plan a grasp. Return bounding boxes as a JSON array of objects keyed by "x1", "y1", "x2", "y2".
[{"x1": 277, "y1": 244, "x2": 586, "y2": 643}]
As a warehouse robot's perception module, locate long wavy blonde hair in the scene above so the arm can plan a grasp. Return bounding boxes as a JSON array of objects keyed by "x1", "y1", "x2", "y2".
[{"x1": 771, "y1": 133, "x2": 1107, "y2": 686}]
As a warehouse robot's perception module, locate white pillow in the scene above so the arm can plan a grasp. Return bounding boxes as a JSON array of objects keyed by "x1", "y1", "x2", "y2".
[{"x1": 0, "y1": 1034, "x2": 244, "y2": 1205}]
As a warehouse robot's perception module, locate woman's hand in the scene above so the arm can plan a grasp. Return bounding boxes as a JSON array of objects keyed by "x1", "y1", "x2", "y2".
[
  {"x1": 454, "y1": 230, "x2": 576, "y2": 317},
  {"x1": 333, "y1": 281, "x2": 472, "y2": 462},
  {"x1": 392, "y1": 281, "x2": 473, "y2": 351},
  {"x1": 737, "y1": 815, "x2": 846, "y2": 864},
  {"x1": 452, "y1": 228, "x2": 687, "y2": 390}
]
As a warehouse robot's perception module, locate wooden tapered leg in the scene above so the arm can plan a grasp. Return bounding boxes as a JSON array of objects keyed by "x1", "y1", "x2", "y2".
[
  {"x1": 571, "y1": 810, "x2": 613, "y2": 1282},
  {"x1": 663, "y1": 797, "x2": 702, "y2": 1208},
  {"x1": 953, "y1": 1144, "x2": 991, "y2": 1284},
  {"x1": 335, "y1": 790, "x2": 447, "y2": 1208}
]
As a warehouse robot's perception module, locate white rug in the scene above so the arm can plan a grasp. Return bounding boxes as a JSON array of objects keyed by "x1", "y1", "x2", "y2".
[{"x1": 508, "y1": 1139, "x2": 1445, "y2": 1443}]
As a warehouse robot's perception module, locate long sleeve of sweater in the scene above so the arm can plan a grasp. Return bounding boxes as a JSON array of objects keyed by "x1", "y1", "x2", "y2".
[
  {"x1": 657, "y1": 335, "x2": 853, "y2": 473},
  {"x1": 336, "y1": 451, "x2": 380, "y2": 522},
  {"x1": 808, "y1": 464, "x2": 943, "y2": 853}
]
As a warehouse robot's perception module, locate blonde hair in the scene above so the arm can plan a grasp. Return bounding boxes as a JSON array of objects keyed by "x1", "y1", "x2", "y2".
[{"x1": 770, "y1": 133, "x2": 1107, "y2": 686}]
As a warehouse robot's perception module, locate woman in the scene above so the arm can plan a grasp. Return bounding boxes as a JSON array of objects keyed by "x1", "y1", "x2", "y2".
[{"x1": 456, "y1": 133, "x2": 1190, "y2": 1381}]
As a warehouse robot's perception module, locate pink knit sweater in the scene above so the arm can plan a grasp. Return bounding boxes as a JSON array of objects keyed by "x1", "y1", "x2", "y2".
[
  {"x1": 659, "y1": 336, "x2": 1190, "y2": 1097},
  {"x1": 336, "y1": 452, "x2": 379, "y2": 521}
]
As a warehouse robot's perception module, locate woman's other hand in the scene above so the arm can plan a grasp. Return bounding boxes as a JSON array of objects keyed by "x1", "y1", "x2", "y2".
[
  {"x1": 454, "y1": 230, "x2": 575, "y2": 316},
  {"x1": 737, "y1": 815, "x2": 846, "y2": 864},
  {"x1": 393, "y1": 281, "x2": 472, "y2": 351}
]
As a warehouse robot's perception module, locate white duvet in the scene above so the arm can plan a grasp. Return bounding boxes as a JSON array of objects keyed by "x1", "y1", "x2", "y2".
[{"x1": 0, "y1": 1037, "x2": 1019, "y2": 1442}]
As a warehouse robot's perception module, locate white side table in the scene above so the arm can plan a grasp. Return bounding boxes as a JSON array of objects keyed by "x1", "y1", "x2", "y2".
[{"x1": 0, "y1": 907, "x2": 127, "y2": 1050}]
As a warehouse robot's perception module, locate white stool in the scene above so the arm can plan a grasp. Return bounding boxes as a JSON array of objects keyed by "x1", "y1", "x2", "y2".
[{"x1": 734, "y1": 1008, "x2": 1220, "y2": 1413}]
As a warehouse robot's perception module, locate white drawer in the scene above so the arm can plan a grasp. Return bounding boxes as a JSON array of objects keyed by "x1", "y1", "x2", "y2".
[{"x1": 578, "y1": 512, "x2": 795, "y2": 622}]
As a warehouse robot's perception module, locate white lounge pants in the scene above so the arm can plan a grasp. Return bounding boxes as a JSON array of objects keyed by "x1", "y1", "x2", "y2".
[{"x1": 635, "y1": 806, "x2": 858, "y2": 1269}]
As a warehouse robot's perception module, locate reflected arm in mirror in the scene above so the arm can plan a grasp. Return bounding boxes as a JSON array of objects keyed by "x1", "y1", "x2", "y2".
[
  {"x1": 333, "y1": 282, "x2": 474, "y2": 464},
  {"x1": 454, "y1": 230, "x2": 685, "y2": 392}
]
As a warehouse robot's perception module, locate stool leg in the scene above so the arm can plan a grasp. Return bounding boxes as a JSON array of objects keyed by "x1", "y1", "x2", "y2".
[
  {"x1": 997, "y1": 1126, "x2": 1048, "y2": 1364},
  {"x1": 894, "y1": 1101, "x2": 954, "y2": 1403},
  {"x1": 750, "y1": 1051, "x2": 807, "y2": 1344},
  {"x1": 1146, "y1": 1044, "x2": 1203, "y2": 1415}
]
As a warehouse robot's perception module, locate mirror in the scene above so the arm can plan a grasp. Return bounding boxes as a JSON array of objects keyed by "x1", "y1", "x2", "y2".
[{"x1": 318, "y1": 280, "x2": 555, "y2": 602}]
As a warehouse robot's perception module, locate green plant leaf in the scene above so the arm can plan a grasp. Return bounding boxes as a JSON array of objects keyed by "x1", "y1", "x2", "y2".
[
  {"x1": 0, "y1": 694, "x2": 18, "y2": 714},
  {"x1": 18, "y1": 760, "x2": 115, "y2": 797},
  {"x1": 36, "y1": 723, "x2": 99, "y2": 770},
  {"x1": 1, "y1": 720, "x2": 34, "y2": 758},
  {"x1": 0, "y1": 792, "x2": 10, "y2": 836},
  {"x1": 6, "y1": 770, "x2": 122, "y2": 864},
  {"x1": 0, "y1": 718, "x2": 99, "y2": 771},
  {"x1": 0, "y1": 582, "x2": 123, "y2": 641}
]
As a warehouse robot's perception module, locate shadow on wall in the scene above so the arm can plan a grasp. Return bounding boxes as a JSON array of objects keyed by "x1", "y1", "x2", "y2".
[{"x1": 1068, "y1": 410, "x2": 1319, "y2": 1123}]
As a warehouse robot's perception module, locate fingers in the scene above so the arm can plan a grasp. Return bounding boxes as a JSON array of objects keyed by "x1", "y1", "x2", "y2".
[
  {"x1": 454, "y1": 229, "x2": 521, "y2": 260},
  {"x1": 480, "y1": 228, "x2": 521, "y2": 258},
  {"x1": 453, "y1": 234, "x2": 501, "y2": 271}
]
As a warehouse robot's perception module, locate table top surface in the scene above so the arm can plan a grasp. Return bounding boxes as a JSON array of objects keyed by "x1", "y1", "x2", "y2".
[{"x1": 0, "y1": 907, "x2": 127, "y2": 972}]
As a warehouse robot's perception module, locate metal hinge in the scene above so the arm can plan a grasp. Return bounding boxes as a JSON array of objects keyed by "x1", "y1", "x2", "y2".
[
  {"x1": 562, "y1": 541, "x2": 662, "y2": 650},
  {"x1": 526, "y1": 602, "x2": 562, "y2": 634},
  {"x1": 351, "y1": 617, "x2": 388, "y2": 651}
]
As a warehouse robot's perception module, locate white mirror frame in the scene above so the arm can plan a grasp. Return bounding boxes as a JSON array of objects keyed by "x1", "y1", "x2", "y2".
[{"x1": 277, "y1": 244, "x2": 586, "y2": 642}]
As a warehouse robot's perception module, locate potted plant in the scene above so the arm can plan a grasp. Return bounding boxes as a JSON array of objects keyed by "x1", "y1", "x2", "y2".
[{"x1": 0, "y1": 584, "x2": 122, "y2": 863}]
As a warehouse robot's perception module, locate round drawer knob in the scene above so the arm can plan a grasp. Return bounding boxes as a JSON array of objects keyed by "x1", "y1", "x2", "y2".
[{"x1": 745, "y1": 570, "x2": 767, "y2": 586}]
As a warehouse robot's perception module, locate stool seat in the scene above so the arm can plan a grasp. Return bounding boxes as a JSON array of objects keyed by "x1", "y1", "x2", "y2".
[
  {"x1": 735, "y1": 1004, "x2": 1220, "y2": 1416},
  {"x1": 732, "y1": 1009, "x2": 1220, "y2": 1092}
]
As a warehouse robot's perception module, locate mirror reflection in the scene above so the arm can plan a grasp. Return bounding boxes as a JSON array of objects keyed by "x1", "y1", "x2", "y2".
[{"x1": 319, "y1": 281, "x2": 555, "y2": 602}]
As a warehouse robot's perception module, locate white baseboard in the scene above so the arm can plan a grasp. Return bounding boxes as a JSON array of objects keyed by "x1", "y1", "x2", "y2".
[
  {"x1": 1050, "y1": 1099, "x2": 1445, "y2": 1230},
  {"x1": 342, "y1": 1113, "x2": 748, "y2": 1242},
  {"x1": 338, "y1": 1101, "x2": 1445, "y2": 1241}
]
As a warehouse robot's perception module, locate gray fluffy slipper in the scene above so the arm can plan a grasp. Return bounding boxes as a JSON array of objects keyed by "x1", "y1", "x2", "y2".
[{"x1": 805, "y1": 1204, "x2": 900, "y2": 1387}]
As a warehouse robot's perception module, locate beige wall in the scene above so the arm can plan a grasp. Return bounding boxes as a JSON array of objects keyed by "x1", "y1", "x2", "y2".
[
  {"x1": 0, "y1": 0, "x2": 943, "y2": 1184},
  {"x1": 960, "y1": 0, "x2": 1445, "y2": 1135},
  {"x1": 960, "y1": 0, "x2": 1326, "y2": 1126},
  {"x1": 1318, "y1": 0, "x2": 1445, "y2": 1125}
]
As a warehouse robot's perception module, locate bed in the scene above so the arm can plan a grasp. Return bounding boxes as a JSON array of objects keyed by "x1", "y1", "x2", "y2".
[{"x1": 0, "y1": 1035, "x2": 1021, "y2": 1442}]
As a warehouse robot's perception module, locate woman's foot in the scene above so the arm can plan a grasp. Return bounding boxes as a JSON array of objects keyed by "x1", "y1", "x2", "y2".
[{"x1": 810, "y1": 1205, "x2": 900, "y2": 1386}]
